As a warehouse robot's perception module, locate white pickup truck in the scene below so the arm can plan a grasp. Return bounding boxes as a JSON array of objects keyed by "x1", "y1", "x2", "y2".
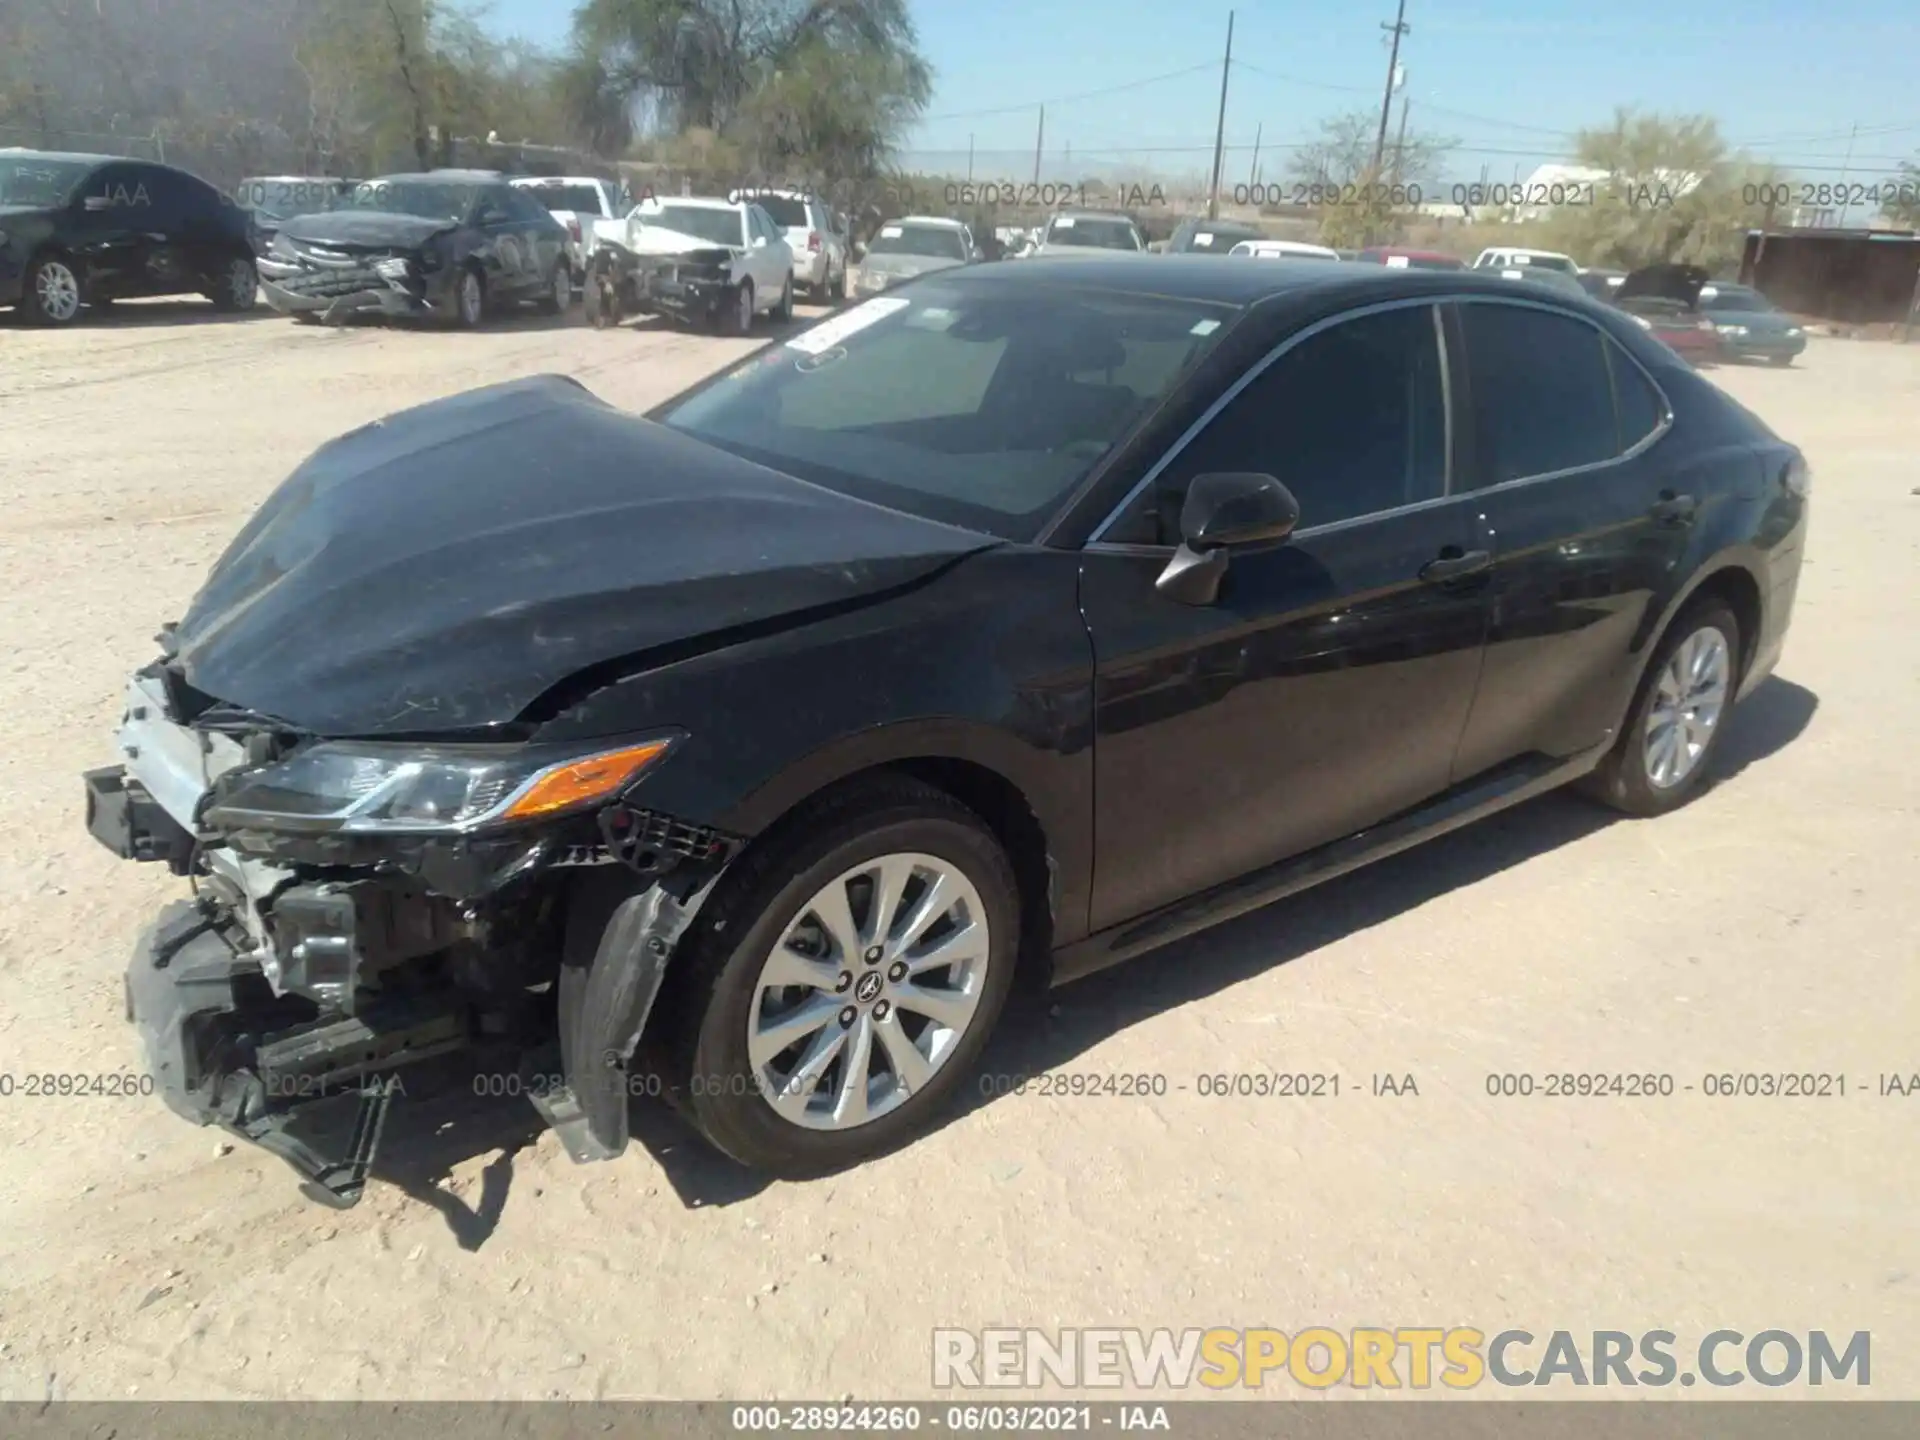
[{"x1": 511, "y1": 176, "x2": 626, "y2": 281}]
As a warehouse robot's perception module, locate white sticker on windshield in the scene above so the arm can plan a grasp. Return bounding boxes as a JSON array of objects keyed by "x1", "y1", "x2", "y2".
[
  {"x1": 1190, "y1": 319, "x2": 1221, "y2": 336},
  {"x1": 880, "y1": 224, "x2": 903, "y2": 238},
  {"x1": 785, "y1": 297, "x2": 911, "y2": 354},
  {"x1": 1385, "y1": 254, "x2": 1409, "y2": 268},
  {"x1": 1194, "y1": 232, "x2": 1213, "y2": 246},
  {"x1": 1053, "y1": 216, "x2": 1076, "y2": 228}
]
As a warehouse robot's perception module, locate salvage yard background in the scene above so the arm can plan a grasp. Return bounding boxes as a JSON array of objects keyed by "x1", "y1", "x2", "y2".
[{"x1": 0, "y1": 303, "x2": 1914, "y2": 1398}]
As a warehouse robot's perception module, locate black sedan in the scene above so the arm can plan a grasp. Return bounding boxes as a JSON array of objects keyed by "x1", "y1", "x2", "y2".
[
  {"x1": 87, "y1": 258, "x2": 1807, "y2": 1202},
  {"x1": 258, "y1": 170, "x2": 572, "y2": 326}
]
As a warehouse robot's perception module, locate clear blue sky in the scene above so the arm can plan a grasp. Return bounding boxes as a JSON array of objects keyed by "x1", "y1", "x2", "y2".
[{"x1": 481, "y1": 0, "x2": 1918, "y2": 185}]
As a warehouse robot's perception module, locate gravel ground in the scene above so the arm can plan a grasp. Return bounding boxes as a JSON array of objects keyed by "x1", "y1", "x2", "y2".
[{"x1": 0, "y1": 298, "x2": 1914, "y2": 1401}]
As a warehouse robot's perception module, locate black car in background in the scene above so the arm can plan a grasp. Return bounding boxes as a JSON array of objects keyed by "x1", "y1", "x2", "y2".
[
  {"x1": 257, "y1": 170, "x2": 572, "y2": 327},
  {"x1": 0, "y1": 150, "x2": 260, "y2": 325},
  {"x1": 88, "y1": 258, "x2": 1807, "y2": 1203},
  {"x1": 232, "y1": 175, "x2": 358, "y2": 250},
  {"x1": 1164, "y1": 217, "x2": 1267, "y2": 254}
]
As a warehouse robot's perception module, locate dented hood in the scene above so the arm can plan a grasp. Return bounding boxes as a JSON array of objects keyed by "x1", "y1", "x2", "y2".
[{"x1": 170, "y1": 375, "x2": 996, "y2": 737}]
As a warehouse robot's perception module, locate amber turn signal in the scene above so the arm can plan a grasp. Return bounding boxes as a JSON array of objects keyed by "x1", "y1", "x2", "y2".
[{"x1": 499, "y1": 740, "x2": 674, "y2": 822}]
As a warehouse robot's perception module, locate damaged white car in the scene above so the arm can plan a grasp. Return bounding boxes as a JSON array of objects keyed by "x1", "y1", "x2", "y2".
[{"x1": 583, "y1": 195, "x2": 795, "y2": 333}]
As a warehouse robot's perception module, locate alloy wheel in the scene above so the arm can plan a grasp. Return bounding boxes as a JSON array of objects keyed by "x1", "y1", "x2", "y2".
[
  {"x1": 1643, "y1": 625, "x2": 1731, "y2": 789},
  {"x1": 225, "y1": 259, "x2": 258, "y2": 310},
  {"x1": 746, "y1": 852, "x2": 991, "y2": 1131},
  {"x1": 35, "y1": 260, "x2": 81, "y2": 322},
  {"x1": 459, "y1": 272, "x2": 483, "y2": 326},
  {"x1": 552, "y1": 265, "x2": 571, "y2": 311},
  {"x1": 737, "y1": 284, "x2": 753, "y2": 333}
]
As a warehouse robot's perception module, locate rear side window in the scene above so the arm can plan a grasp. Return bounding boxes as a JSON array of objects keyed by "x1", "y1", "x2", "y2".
[
  {"x1": 1460, "y1": 302, "x2": 1619, "y2": 484},
  {"x1": 1607, "y1": 341, "x2": 1666, "y2": 451}
]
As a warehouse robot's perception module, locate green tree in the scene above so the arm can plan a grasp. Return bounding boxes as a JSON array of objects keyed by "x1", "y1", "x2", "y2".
[
  {"x1": 567, "y1": 0, "x2": 931, "y2": 176},
  {"x1": 1884, "y1": 159, "x2": 1920, "y2": 229},
  {"x1": 1286, "y1": 109, "x2": 1457, "y2": 247},
  {"x1": 1533, "y1": 109, "x2": 1780, "y2": 273}
]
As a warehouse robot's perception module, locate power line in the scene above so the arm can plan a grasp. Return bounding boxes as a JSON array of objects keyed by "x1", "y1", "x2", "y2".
[{"x1": 920, "y1": 62, "x2": 1219, "y2": 123}]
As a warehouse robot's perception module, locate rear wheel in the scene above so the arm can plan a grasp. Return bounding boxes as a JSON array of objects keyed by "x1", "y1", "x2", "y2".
[
  {"x1": 661, "y1": 776, "x2": 1019, "y2": 1176},
  {"x1": 827, "y1": 263, "x2": 846, "y2": 302},
  {"x1": 722, "y1": 279, "x2": 754, "y2": 335},
  {"x1": 774, "y1": 275, "x2": 794, "y2": 324},
  {"x1": 1769, "y1": 354, "x2": 1795, "y2": 368},
  {"x1": 206, "y1": 255, "x2": 258, "y2": 313},
  {"x1": 23, "y1": 254, "x2": 83, "y2": 325},
  {"x1": 1578, "y1": 600, "x2": 1742, "y2": 817}
]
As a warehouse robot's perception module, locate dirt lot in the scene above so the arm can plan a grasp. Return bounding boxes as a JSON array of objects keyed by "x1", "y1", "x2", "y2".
[{"x1": 0, "y1": 300, "x2": 1914, "y2": 1401}]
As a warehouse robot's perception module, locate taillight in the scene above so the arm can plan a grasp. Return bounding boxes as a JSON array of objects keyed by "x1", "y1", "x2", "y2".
[
  {"x1": 807, "y1": 231, "x2": 822, "y2": 252},
  {"x1": 1783, "y1": 454, "x2": 1811, "y2": 498},
  {"x1": 567, "y1": 218, "x2": 582, "y2": 242}
]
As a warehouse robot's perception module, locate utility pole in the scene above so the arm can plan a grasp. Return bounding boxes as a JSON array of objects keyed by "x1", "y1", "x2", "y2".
[
  {"x1": 1033, "y1": 105, "x2": 1044, "y2": 186},
  {"x1": 1836, "y1": 121, "x2": 1859, "y2": 227},
  {"x1": 1372, "y1": 0, "x2": 1409, "y2": 174},
  {"x1": 968, "y1": 133, "x2": 974, "y2": 181},
  {"x1": 1249, "y1": 121, "x2": 1262, "y2": 188},
  {"x1": 1206, "y1": 10, "x2": 1235, "y2": 220},
  {"x1": 1391, "y1": 95, "x2": 1409, "y2": 183}
]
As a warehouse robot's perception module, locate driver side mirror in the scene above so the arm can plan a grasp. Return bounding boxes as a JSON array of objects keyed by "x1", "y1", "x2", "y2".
[{"x1": 1154, "y1": 472, "x2": 1299, "y2": 606}]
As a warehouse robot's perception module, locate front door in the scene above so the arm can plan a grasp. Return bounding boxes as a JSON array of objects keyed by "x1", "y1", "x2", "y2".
[{"x1": 1080, "y1": 301, "x2": 1492, "y2": 932}]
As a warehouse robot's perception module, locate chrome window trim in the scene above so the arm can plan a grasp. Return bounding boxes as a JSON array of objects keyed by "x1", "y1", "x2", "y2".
[
  {"x1": 1086, "y1": 295, "x2": 1451, "y2": 545},
  {"x1": 1085, "y1": 290, "x2": 1676, "y2": 547}
]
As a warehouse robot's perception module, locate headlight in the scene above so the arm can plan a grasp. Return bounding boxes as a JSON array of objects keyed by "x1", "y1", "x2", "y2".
[
  {"x1": 374, "y1": 256, "x2": 411, "y2": 281},
  {"x1": 1717, "y1": 324, "x2": 1748, "y2": 336},
  {"x1": 269, "y1": 232, "x2": 296, "y2": 260},
  {"x1": 1786, "y1": 326, "x2": 1803, "y2": 337},
  {"x1": 205, "y1": 736, "x2": 678, "y2": 835}
]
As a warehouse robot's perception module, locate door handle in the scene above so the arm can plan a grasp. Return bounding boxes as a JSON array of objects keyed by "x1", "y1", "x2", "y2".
[
  {"x1": 1419, "y1": 548, "x2": 1492, "y2": 584},
  {"x1": 1649, "y1": 491, "x2": 1697, "y2": 525}
]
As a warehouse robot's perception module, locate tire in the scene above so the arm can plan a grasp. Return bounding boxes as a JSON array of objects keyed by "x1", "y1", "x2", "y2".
[
  {"x1": 1769, "y1": 354, "x2": 1794, "y2": 368},
  {"x1": 774, "y1": 275, "x2": 794, "y2": 324},
  {"x1": 22, "y1": 253, "x2": 84, "y2": 326},
  {"x1": 206, "y1": 255, "x2": 258, "y2": 313},
  {"x1": 659, "y1": 774, "x2": 1020, "y2": 1177},
  {"x1": 451, "y1": 266, "x2": 485, "y2": 328},
  {"x1": 1578, "y1": 599, "x2": 1743, "y2": 817},
  {"x1": 539, "y1": 262, "x2": 572, "y2": 316},
  {"x1": 828, "y1": 263, "x2": 846, "y2": 302},
  {"x1": 291, "y1": 310, "x2": 323, "y2": 326},
  {"x1": 722, "y1": 279, "x2": 754, "y2": 336}
]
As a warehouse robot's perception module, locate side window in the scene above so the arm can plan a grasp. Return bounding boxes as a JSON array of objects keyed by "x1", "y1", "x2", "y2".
[
  {"x1": 475, "y1": 188, "x2": 512, "y2": 224},
  {"x1": 1111, "y1": 304, "x2": 1447, "y2": 544},
  {"x1": 511, "y1": 188, "x2": 553, "y2": 224},
  {"x1": 1459, "y1": 302, "x2": 1619, "y2": 484},
  {"x1": 1606, "y1": 339, "x2": 1666, "y2": 451}
]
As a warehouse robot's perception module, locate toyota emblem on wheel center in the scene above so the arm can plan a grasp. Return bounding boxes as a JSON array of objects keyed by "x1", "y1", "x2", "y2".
[{"x1": 854, "y1": 971, "x2": 885, "y2": 1004}]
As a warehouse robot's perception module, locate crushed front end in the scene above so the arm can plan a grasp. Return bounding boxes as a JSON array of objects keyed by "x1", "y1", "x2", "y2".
[
  {"x1": 88, "y1": 657, "x2": 733, "y2": 1207},
  {"x1": 258, "y1": 234, "x2": 455, "y2": 322}
]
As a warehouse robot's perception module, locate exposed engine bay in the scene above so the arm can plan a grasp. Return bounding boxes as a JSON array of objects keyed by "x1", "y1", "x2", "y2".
[{"x1": 87, "y1": 659, "x2": 735, "y2": 1207}]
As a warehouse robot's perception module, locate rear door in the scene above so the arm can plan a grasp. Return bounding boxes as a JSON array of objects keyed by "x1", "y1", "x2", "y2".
[
  {"x1": 1445, "y1": 297, "x2": 1692, "y2": 778},
  {"x1": 1079, "y1": 300, "x2": 1492, "y2": 930}
]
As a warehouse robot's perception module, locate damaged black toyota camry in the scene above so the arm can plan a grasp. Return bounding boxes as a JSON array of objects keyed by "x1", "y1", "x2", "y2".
[{"x1": 86, "y1": 257, "x2": 1808, "y2": 1205}]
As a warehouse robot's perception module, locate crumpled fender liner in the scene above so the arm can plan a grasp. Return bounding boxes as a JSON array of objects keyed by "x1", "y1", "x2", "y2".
[{"x1": 555, "y1": 864, "x2": 722, "y2": 1160}]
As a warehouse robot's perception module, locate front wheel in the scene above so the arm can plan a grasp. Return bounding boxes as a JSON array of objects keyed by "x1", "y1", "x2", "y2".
[
  {"x1": 720, "y1": 279, "x2": 754, "y2": 336},
  {"x1": 1578, "y1": 600, "x2": 1743, "y2": 817},
  {"x1": 451, "y1": 266, "x2": 486, "y2": 328},
  {"x1": 663, "y1": 776, "x2": 1020, "y2": 1176},
  {"x1": 539, "y1": 262, "x2": 572, "y2": 316},
  {"x1": 1769, "y1": 354, "x2": 1795, "y2": 368}
]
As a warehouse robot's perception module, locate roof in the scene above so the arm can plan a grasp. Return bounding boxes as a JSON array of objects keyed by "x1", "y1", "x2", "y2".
[
  {"x1": 1049, "y1": 211, "x2": 1142, "y2": 224},
  {"x1": 893, "y1": 215, "x2": 968, "y2": 230},
  {"x1": 375, "y1": 170, "x2": 504, "y2": 184},
  {"x1": 647, "y1": 195, "x2": 744, "y2": 211},
  {"x1": 942, "y1": 253, "x2": 1593, "y2": 308},
  {"x1": 0, "y1": 149, "x2": 117, "y2": 165},
  {"x1": 511, "y1": 175, "x2": 606, "y2": 187}
]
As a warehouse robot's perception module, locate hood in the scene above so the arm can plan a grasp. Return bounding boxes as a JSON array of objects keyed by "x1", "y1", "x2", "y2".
[
  {"x1": 1616, "y1": 263, "x2": 1708, "y2": 307},
  {"x1": 278, "y1": 209, "x2": 458, "y2": 250},
  {"x1": 0, "y1": 203, "x2": 57, "y2": 222},
  {"x1": 860, "y1": 251, "x2": 965, "y2": 279},
  {"x1": 170, "y1": 375, "x2": 996, "y2": 737},
  {"x1": 630, "y1": 223, "x2": 742, "y2": 260}
]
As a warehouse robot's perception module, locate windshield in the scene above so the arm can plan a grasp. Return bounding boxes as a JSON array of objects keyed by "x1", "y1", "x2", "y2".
[
  {"x1": 236, "y1": 177, "x2": 348, "y2": 222},
  {"x1": 646, "y1": 204, "x2": 744, "y2": 247},
  {"x1": 1364, "y1": 250, "x2": 1463, "y2": 270},
  {"x1": 1503, "y1": 253, "x2": 1577, "y2": 274},
  {"x1": 748, "y1": 194, "x2": 809, "y2": 227},
  {"x1": 520, "y1": 183, "x2": 602, "y2": 214},
  {"x1": 1180, "y1": 227, "x2": 1262, "y2": 254},
  {"x1": 868, "y1": 224, "x2": 968, "y2": 260},
  {"x1": 1703, "y1": 287, "x2": 1773, "y2": 312},
  {"x1": 346, "y1": 179, "x2": 474, "y2": 222},
  {"x1": 1045, "y1": 217, "x2": 1142, "y2": 251},
  {"x1": 656, "y1": 280, "x2": 1235, "y2": 540},
  {"x1": 0, "y1": 156, "x2": 95, "y2": 207}
]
